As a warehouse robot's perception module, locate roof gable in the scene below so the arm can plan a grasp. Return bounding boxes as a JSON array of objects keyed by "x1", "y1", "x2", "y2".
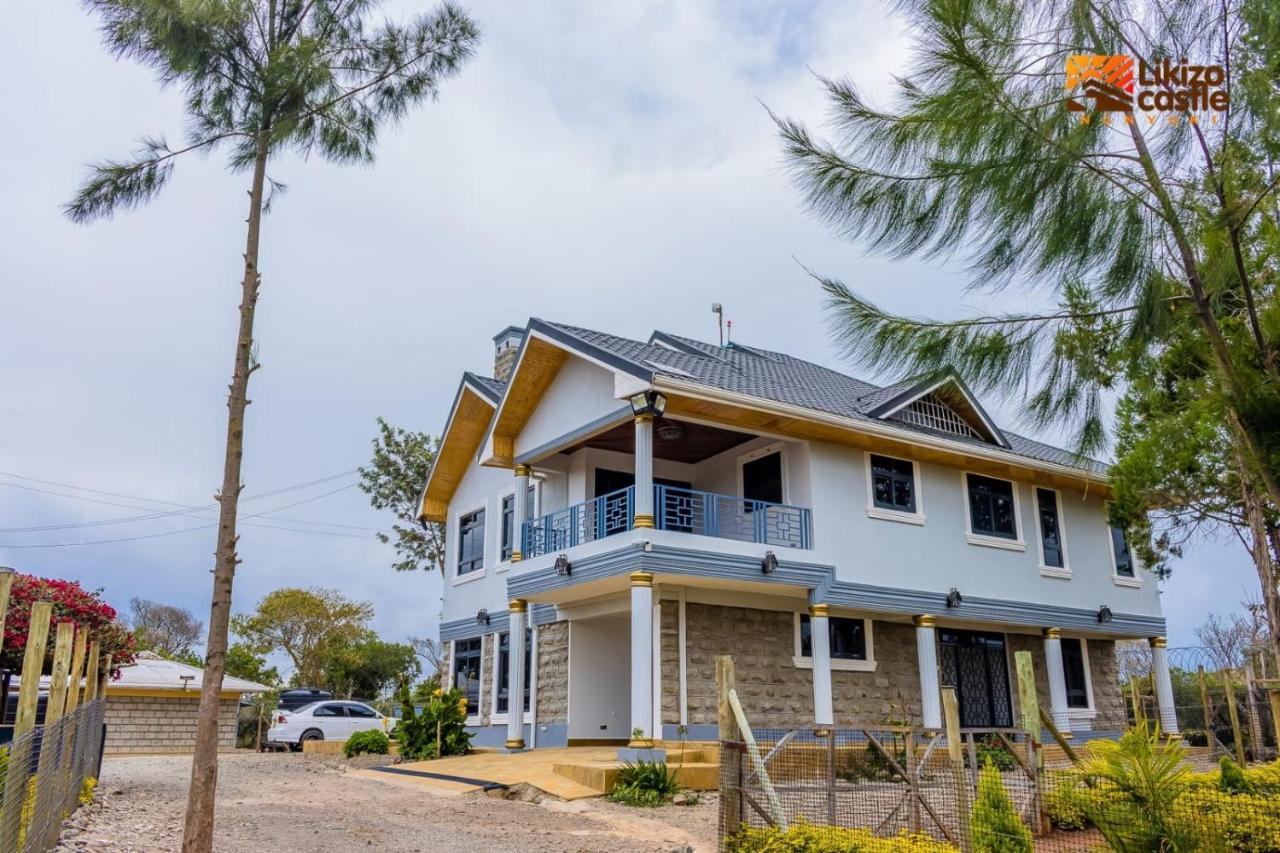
[
  {"x1": 862, "y1": 370, "x2": 1009, "y2": 449},
  {"x1": 419, "y1": 373, "x2": 501, "y2": 522}
]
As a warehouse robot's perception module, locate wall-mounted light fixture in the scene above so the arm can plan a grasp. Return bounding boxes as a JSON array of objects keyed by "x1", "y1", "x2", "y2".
[
  {"x1": 761, "y1": 551, "x2": 778, "y2": 575},
  {"x1": 555, "y1": 554, "x2": 572, "y2": 576},
  {"x1": 1097, "y1": 605, "x2": 1113, "y2": 624},
  {"x1": 946, "y1": 588, "x2": 963, "y2": 609},
  {"x1": 476, "y1": 609, "x2": 490, "y2": 626},
  {"x1": 629, "y1": 391, "x2": 667, "y2": 418}
]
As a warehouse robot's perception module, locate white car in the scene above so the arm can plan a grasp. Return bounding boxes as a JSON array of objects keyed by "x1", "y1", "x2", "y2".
[{"x1": 267, "y1": 700, "x2": 395, "y2": 749}]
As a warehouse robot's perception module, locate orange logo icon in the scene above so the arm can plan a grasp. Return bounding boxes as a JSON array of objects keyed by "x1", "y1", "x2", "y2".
[{"x1": 1065, "y1": 55, "x2": 1135, "y2": 112}]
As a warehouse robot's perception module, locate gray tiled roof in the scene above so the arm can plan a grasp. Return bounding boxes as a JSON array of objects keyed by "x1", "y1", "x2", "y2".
[
  {"x1": 528, "y1": 319, "x2": 1105, "y2": 475},
  {"x1": 467, "y1": 373, "x2": 506, "y2": 402}
]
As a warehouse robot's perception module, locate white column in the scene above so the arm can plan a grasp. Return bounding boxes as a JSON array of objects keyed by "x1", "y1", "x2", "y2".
[
  {"x1": 1151, "y1": 636, "x2": 1179, "y2": 735},
  {"x1": 633, "y1": 414, "x2": 655, "y2": 529},
  {"x1": 915, "y1": 615, "x2": 942, "y2": 731},
  {"x1": 810, "y1": 604, "x2": 834, "y2": 728},
  {"x1": 512, "y1": 465, "x2": 530, "y2": 561},
  {"x1": 1043, "y1": 628, "x2": 1072, "y2": 734},
  {"x1": 629, "y1": 572, "x2": 655, "y2": 746},
  {"x1": 505, "y1": 600, "x2": 528, "y2": 750}
]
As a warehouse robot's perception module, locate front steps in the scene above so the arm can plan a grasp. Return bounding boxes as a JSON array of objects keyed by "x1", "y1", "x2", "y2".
[{"x1": 551, "y1": 741, "x2": 721, "y2": 793}]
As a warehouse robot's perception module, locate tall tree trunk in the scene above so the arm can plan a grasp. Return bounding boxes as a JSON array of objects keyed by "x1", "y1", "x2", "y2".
[
  {"x1": 1236, "y1": 450, "x2": 1280, "y2": 678},
  {"x1": 182, "y1": 130, "x2": 270, "y2": 853}
]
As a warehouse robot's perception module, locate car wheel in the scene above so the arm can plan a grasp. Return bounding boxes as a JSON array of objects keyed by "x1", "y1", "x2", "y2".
[{"x1": 299, "y1": 729, "x2": 323, "y2": 747}]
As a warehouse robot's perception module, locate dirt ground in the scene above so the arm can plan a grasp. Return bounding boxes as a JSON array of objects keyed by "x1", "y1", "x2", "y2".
[{"x1": 54, "y1": 752, "x2": 718, "y2": 853}]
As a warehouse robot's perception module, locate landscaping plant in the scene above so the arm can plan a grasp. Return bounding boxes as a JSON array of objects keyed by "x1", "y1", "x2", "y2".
[
  {"x1": 1079, "y1": 724, "x2": 1196, "y2": 852},
  {"x1": 971, "y1": 761, "x2": 1032, "y2": 853},
  {"x1": 606, "y1": 759, "x2": 682, "y2": 808},
  {"x1": 728, "y1": 820, "x2": 954, "y2": 853},
  {"x1": 343, "y1": 729, "x2": 390, "y2": 758},
  {"x1": 397, "y1": 685, "x2": 471, "y2": 760}
]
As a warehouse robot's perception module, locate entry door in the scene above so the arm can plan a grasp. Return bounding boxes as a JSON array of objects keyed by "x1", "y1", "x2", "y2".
[{"x1": 938, "y1": 630, "x2": 1013, "y2": 728}]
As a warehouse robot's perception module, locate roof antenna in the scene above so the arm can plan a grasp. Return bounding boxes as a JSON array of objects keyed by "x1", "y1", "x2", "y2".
[
  {"x1": 711, "y1": 303, "x2": 724, "y2": 347},
  {"x1": 726, "y1": 319, "x2": 733, "y2": 345}
]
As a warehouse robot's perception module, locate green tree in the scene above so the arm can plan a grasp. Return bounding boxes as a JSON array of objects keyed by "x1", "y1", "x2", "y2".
[
  {"x1": 68, "y1": 3, "x2": 478, "y2": 847},
  {"x1": 778, "y1": 0, "x2": 1280, "y2": 509},
  {"x1": 971, "y1": 761, "x2": 1033, "y2": 853},
  {"x1": 225, "y1": 642, "x2": 279, "y2": 687},
  {"x1": 319, "y1": 630, "x2": 420, "y2": 699},
  {"x1": 231, "y1": 588, "x2": 373, "y2": 688},
  {"x1": 359, "y1": 418, "x2": 444, "y2": 573}
]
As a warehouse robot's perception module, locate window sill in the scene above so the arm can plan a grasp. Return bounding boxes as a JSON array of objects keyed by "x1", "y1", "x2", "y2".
[
  {"x1": 866, "y1": 507, "x2": 926, "y2": 526},
  {"x1": 1068, "y1": 707, "x2": 1097, "y2": 719},
  {"x1": 465, "y1": 716, "x2": 482, "y2": 727},
  {"x1": 792, "y1": 656, "x2": 878, "y2": 673},
  {"x1": 1112, "y1": 575, "x2": 1142, "y2": 588},
  {"x1": 490, "y1": 713, "x2": 533, "y2": 725},
  {"x1": 496, "y1": 560, "x2": 512, "y2": 574},
  {"x1": 1039, "y1": 566, "x2": 1072, "y2": 579},
  {"x1": 965, "y1": 533, "x2": 1025, "y2": 552},
  {"x1": 452, "y1": 570, "x2": 486, "y2": 586}
]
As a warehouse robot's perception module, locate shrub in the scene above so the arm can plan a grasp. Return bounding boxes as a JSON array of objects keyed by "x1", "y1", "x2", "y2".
[
  {"x1": 607, "y1": 759, "x2": 681, "y2": 807},
  {"x1": 964, "y1": 736, "x2": 1017, "y2": 772},
  {"x1": 971, "y1": 760, "x2": 1031, "y2": 853},
  {"x1": 728, "y1": 820, "x2": 954, "y2": 852},
  {"x1": 1219, "y1": 755, "x2": 1254, "y2": 794},
  {"x1": 1172, "y1": 788, "x2": 1280, "y2": 852},
  {"x1": 78, "y1": 776, "x2": 97, "y2": 807},
  {"x1": 343, "y1": 729, "x2": 390, "y2": 758},
  {"x1": 396, "y1": 685, "x2": 472, "y2": 760}
]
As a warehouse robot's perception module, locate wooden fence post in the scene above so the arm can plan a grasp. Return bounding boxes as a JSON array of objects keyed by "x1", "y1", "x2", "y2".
[
  {"x1": 716, "y1": 655, "x2": 740, "y2": 842},
  {"x1": 1197, "y1": 665, "x2": 1214, "y2": 744},
  {"x1": 45, "y1": 622, "x2": 75, "y2": 724},
  {"x1": 1224, "y1": 669, "x2": 1247, "y2": 765},
  {"x1": 1245, "y1": 659, "x2": 1266, "y2": 751},
  {"x1": 64, "y1": 630, "x2": 88, "y2": 715},
  {"x1": 83, "y1": 641, "x2": 101, "y2": 704},
  {"x1": 97, "y1": 654, "x2": 113, "y2": 700},
  {"x1": 1014, "y1": 650, "x2": 1044, "y2": 834},
  {"x1": 1129, "y1": 676, "x2": 1145, "y2": 727},
  {"x1": 0, "y1": 569, "x2": 15, "y2": 655},
  {"x1": 14, "y1": 601, "x2": 54, "y2": 737},
  {"x1": 943, "y1": 688, "x2": 972, "y2": 852}
]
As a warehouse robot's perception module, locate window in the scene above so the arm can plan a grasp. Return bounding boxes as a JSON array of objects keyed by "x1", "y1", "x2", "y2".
[
  {"x1": 1036, "y1": 488, "x2": 1066, "y2": 569},
  {"x1": 1110, "y1": 525, "x2": 1134, "y2": 578},
  {"x1": 312, "y1": 704, "x2": 344, "y2": 717},
  {"x1": 457, "y1": 508, "x2": 486, "y2": 575},
  {"x1": 344, "y1": 703, "x2": 377, "y2": 718},
  {"x1": 869, "y1": 454, "x2": 917, "y2": 515},
  {"x1": 794, "y1": 613, "x2": 875, "y2": 671},
  {"x1": 500, "y1": 494, "x2": 515, "y2": 561},
  {"x1": 1060, "y1": 638, "x2": 1090, "y2": 709},
  {"x1": 966, "y1": 474, "x2": 1018, "y2": 540},
  {"x1": 495, "y1": 629, "x2": 532, "y2": 716},
  {"x1": 742, "y1": 450, "x2": 783, "y2": 505},
  {"x1": 453, "y1": 637, "x2": 483, "y2": 713}
]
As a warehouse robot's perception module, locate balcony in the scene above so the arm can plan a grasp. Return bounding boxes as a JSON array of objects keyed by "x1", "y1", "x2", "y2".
[{"x1": 520, "y1": 484, "x2": 812, "y2": 559}]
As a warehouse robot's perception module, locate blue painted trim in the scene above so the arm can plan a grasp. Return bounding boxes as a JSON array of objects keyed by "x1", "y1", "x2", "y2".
[
  {"x1": 662, "y1": 724, "x2": 718, "y2": 741},
  {"x1": 515, "y1": 405, "x2": 633, "y2": 465},
  {"x1": 493, "y1": 325, "x2": 526, "y2": 343},
  {"x1": 505, "y1": 542, "x2": 1165, "y2": 638},
  {"x1": 464, "y1": 723, "x2": 568, "y2": 749},
  {"x1": 531, "y1": 603, "x2": 558, "y2": 626},
  {"x1": 440, "y1": 605, "x2": 560, "y2": 643}
]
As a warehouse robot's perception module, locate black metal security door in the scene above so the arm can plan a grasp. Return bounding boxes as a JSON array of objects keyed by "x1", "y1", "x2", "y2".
[{"x1": 938, "y1": 629, "x2": 1013, "y2": 727}]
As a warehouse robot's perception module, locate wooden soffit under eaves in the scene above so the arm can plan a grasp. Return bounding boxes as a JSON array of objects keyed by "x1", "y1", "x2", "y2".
[
  {"x1": 485, "y1": 336, "x2": 569, "y2": 467},
  {"x1": 420, "y1": 386, "x2": 496, "y2": 523},
  {"x1": 661, "y1": 391, "x2": 1110, "y2": 499}
]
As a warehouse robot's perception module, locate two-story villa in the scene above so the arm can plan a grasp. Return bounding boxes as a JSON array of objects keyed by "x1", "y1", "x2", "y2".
[{"x1": 418, "y1": 319, "x2": 1176, "y2": 756}]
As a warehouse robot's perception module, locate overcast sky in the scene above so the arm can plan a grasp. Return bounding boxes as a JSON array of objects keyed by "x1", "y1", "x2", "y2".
[{"x1": 0, "y1": 0, "x2": 1257, "y2": 675}]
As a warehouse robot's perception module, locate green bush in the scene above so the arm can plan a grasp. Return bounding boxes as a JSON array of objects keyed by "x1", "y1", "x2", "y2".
[
  {"x1": 606, "y1": 759, "x2": 681, "y2": 807},
  {"x1": 396, "y1": 684, "x2": 472, "y2": 760},
  {"x1": 728, "y1": 820, "x2": 955, "y2": 852},
  {"x1": 1172, "y1": 787, "x2": 1280, "y2": 852},
  {"x1": 971, "y1": 760, "x2": 1032, "y2": 853},
  {"x1": 963, "y1": 736, "x2": 1017, "y2": 773},
  {"x1": 343, "y1": 728, "x2": 390, "y2": 758},
  {"x1": 1219, "y1": 755, "x2": 1254, "y2": 794}
]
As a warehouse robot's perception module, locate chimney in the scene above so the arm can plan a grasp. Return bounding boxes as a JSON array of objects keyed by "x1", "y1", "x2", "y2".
[{"x1": 493, "y1": 326, "x2": 525, "y2": 382}]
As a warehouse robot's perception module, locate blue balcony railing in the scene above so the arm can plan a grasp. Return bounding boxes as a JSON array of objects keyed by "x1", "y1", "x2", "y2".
[{"x1": 520, "y1": 484, "x2": 812, "y2": 558}]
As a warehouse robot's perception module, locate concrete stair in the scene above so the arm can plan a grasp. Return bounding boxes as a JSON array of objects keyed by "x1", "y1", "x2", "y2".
[{"x1": 551, "y1": 741, "x2": 721, "y2": 793}]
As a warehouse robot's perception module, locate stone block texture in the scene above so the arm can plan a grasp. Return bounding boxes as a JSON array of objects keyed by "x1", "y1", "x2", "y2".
[
  {"x1": 536, "y1": 621, "x2": 568, "y2": 725},
  {"x1": 661, "y1": 603, "x2": 679, "y2": 723},
  {"x1": 480, "y1": 633, "x2": 493, "y2": 726},
  {"x1": 104, "y1": 695, "x2": 239, "y2": 754},
  {"x1": 1004, "y1": 632, "x2": 1124, "y2": 727}
]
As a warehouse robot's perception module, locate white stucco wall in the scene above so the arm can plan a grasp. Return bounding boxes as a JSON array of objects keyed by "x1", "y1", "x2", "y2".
[
  {"x1": 567, "y1": 614, "x2": 631, "y2": 739},
  {"x1": 516, "y1": 356, "x2": 623, "y2": 458}
]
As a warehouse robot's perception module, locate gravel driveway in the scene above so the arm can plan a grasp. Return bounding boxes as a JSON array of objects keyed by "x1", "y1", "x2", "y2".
[{"x1": 55, "y1": 752, "x2": 717, "y2": 852}]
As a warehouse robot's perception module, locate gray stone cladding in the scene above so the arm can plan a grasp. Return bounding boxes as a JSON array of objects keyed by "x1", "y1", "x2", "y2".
[
  {"x1": 661, "y1": 603, "x2": 679, "y2": 723},
  {"x1": 104, "y1": 695, "x2": 239, "y2": 754},
  {"x1": 479, "y1": 634, "x2": 493, "y2": 726},
  {"x1": 536, "y1": 621, "x2": 568, "y2": 724}
]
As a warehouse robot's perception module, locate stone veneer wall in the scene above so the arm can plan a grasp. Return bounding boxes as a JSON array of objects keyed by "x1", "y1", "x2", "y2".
[
  {"x1": 104, "y1": 695, "x2": 239, "y2": 754},
  {"x1": 682, "y1": 603, "x2": 924, "y2": 728},
  {"x1": 661, "y1": 603, "x2": 680, "y2": 724},
  {"x1": 1003, "y1": 633, "x2": 1124, "y2": 726},
  {"x1": 479, "y1": 634, "x2": 493, "y2": 726},
  {"x1": 536, "y1": 621, "x2": 568, "y2": 724}
]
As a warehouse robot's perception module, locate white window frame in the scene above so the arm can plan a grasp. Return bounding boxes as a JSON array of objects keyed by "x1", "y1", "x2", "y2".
[
  {"x1": 452, "y1": 499, "x2": 488, "y2": 585},
  {"x1": 961, "y1": 471, "x2": 1025, "y2": 551},
  {"x1": 1061, "y1": 636, "x2": 1097, "y2": 719},
  {"x1": 791, "y1": 611, "x2": 877, "y2": 672},
  {"x1": 737, "y1": 442, "x2": 787, "y2": 503},
  {"x1": 864, "y1": 452, "x2": 925, "y2": 525},
  {"x1": 450, "y1": 636, "x2": 485, "y2": 727},
  {"x1": 1032, "y1": 486, "x2": 1071, "y2": 578},
  {"x1": 1106, "y1": 510, "x2": 1142, "y2": 587},
  {"x1": 490, "y1": 628, "x2": 533, "y2": 725},
  {"x1": 495, "y1": 487, "x2": 516, "y2": 572}
]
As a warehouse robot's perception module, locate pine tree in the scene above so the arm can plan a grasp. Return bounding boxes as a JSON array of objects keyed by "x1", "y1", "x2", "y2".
[
  {"x1": 67, "y1": 3, "x2": 479, "y2": 850},
  {"x1": 971, "y1": 760, "x2": 1033, "y2": 853}
]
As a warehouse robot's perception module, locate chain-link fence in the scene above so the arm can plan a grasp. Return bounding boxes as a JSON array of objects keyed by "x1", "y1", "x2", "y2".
[
  {"x1": 718, "y1": 723, "x2": 1280, "y2": 852},
  {"x1": 0, "y1": 700, "x2": 105, "y2": 853}
]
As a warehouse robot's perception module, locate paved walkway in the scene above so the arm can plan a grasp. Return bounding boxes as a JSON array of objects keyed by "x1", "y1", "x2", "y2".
[{"x1": 351, "y1": 746, "x2": 622, "y2": 799}]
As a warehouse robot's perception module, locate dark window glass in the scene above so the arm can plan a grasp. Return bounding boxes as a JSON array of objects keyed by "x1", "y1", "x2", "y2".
[
  {"x1": 453, "y1": 637, "x2": 483, "y2": 712},
  {"x1": 313, "y1": 704, "x2": 344, "y2": 717},
  {"x1": 526, "y1": 484, "x2": 537, "y2": 521},
  {"x1": 742, "y1": 452, "x2": 783, "y2": 505},
  {"x1": 344, "y1": 703, "x2": 377, "y2": 718},
  {"x1": 495, "y1": 629, "x2": 532, "y2": 714},
  {"x1": 967, "y1": 474, "x2": 1017, "y2": 539},
  {"x1": 457, "y1": 509, "x2": 486, "y2": 574},
  {"x1": 500, "y1": 495, "x2": 515, "y2": 561},
  {"x1": 870, "y1": 455, "x2": 916, "y2": 513},
  {"x1": 799, "y1": 614, "x2": 867, "y2": 661},
  {"x1": 1061, "y1": 638, "x2": 1089, "y2": 709},
  {"x1": 1036, "y1": 488, "x2": 1064, "y2": 568},
  {"x1": 1110, "y1": 525, "x2": 1134, "y2": 577}
]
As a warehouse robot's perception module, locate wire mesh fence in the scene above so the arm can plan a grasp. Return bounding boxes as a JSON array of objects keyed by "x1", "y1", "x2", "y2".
[
  {"x1": 718, "y1": 721, "x2": 1280, "y2": 852},
  {"x1": 0, "y1": 700, "x2": 105, "y2": 853}
]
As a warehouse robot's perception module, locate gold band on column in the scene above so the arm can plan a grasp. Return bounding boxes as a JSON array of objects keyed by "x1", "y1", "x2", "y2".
[
  {"x1": 509, "y1": 599, "x2": 527, "y2": 614},
  {"x1": 514, "y1": 463, "x2": 531, "y2": 477},
  {"x1": 1150, "y1": 636, "x2": 1167, "y2": 649},
  {"x1": 914, "y1": 615, "x2": 936, "y2": 628},
  {"x1": 808, "y1": 603, "x2": 830, "y2": 618},
  {"x1": 634, "y1": 413, "x2": 654, "y2": 424},
  {"x1": 632, "y1": 513, "x2": 655, "y2": 529},
  {"x1": 511, "y1": 551, "x2": 523, "y2": 562},
  {"x1": 505, "y1": 738, "x2": 525, "y2": 750},
  {"x1": 1044, "y1": 627, "x2": 1061, "y2": 639},
  {"x1": 629, "y1": 571, "x2": 653, "y2": 588}
]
